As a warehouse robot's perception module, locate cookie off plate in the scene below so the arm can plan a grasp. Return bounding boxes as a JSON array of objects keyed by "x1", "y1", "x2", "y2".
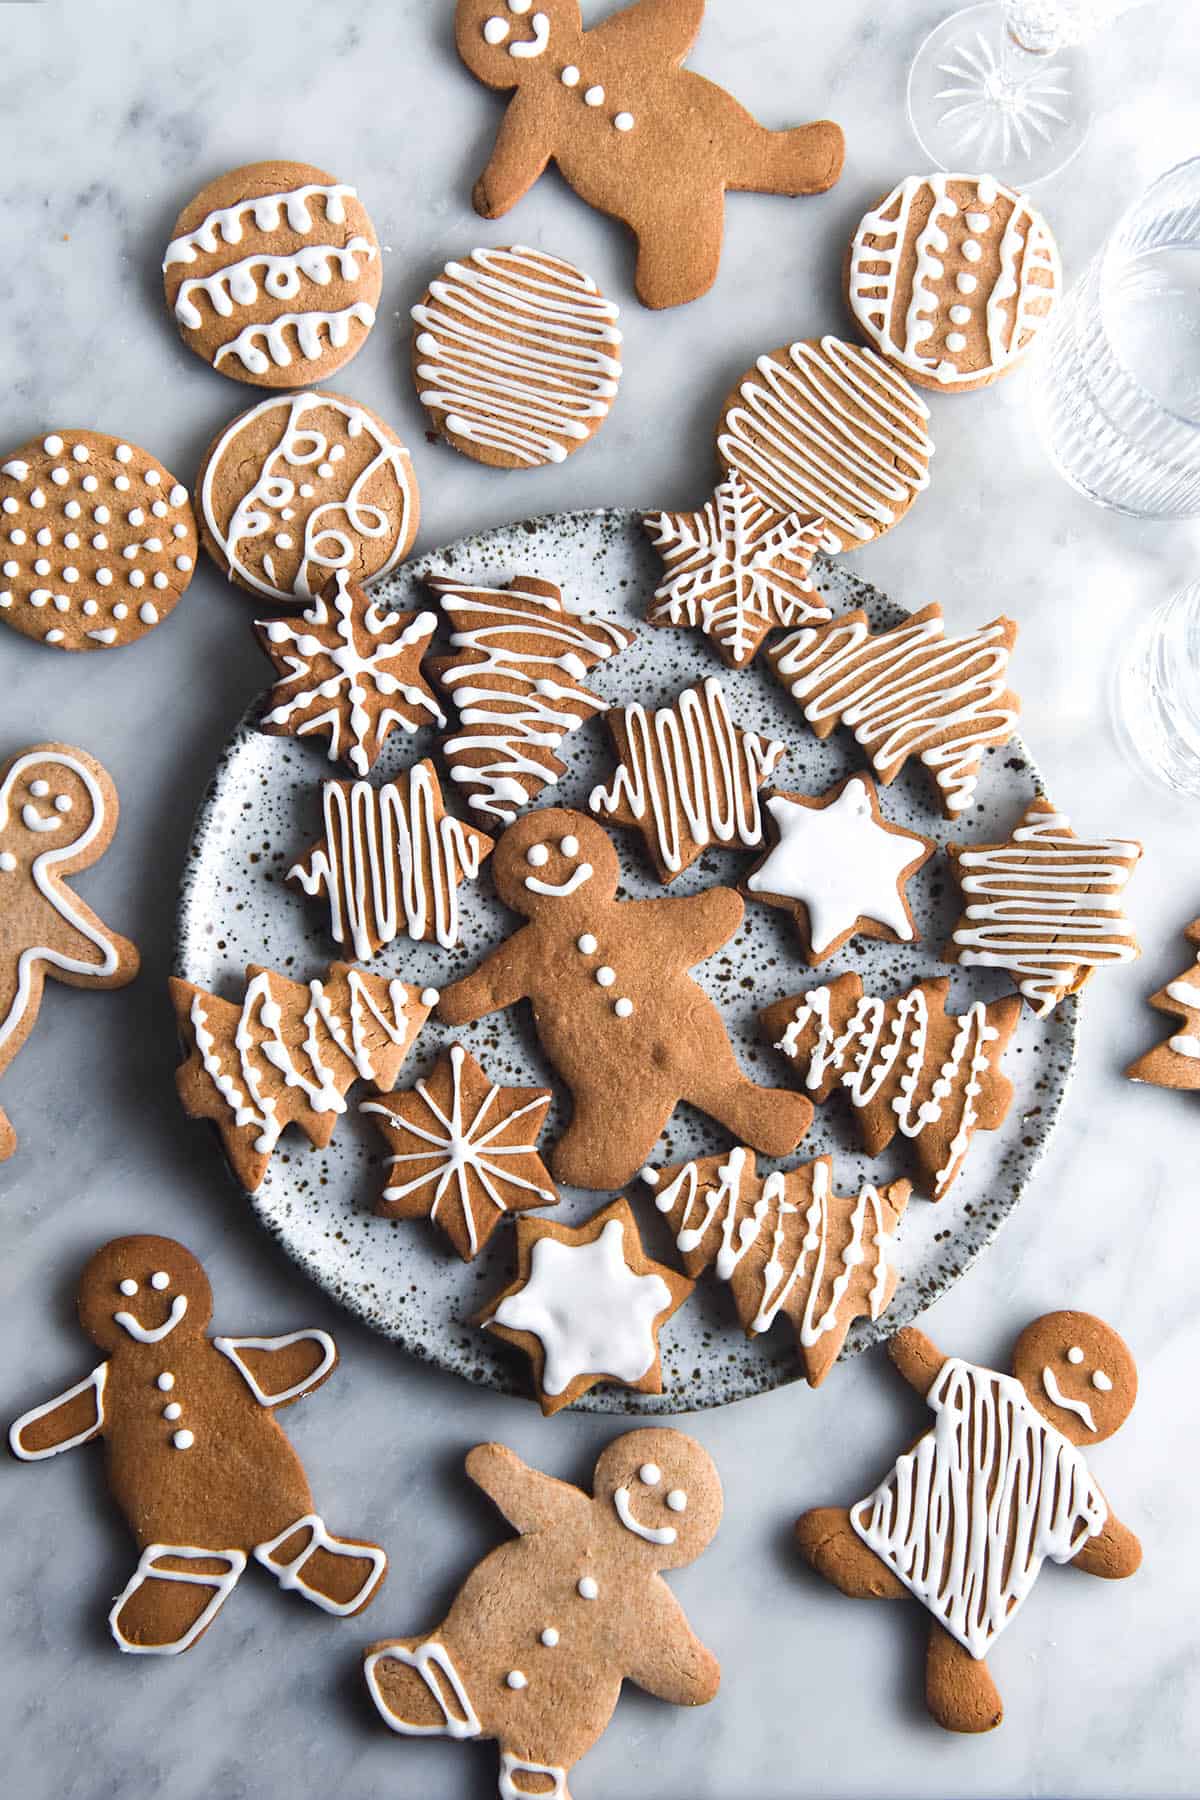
[{"x1": 175, "y1": 508, "x2": 1076, "y2": 1412}]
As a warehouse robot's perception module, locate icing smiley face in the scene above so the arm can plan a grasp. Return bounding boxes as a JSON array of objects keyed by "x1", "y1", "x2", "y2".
[
  {"x1": 591, "y1": 1428, "x2": 720, "y2": 1569},
  {"x1": 492, "y1": 807, "x2": 617, "y2": 918},
  {"x1": 5, "y1": 754, "x2": 97, "y2": 858},
  {"x1": 457, "y1": 0, "x2": 577, "y2": 86},
  {"x1": 78, "y1": 1236, "x2": 213, "y2": 1353},
  {"x1": 1011, "y1": 1310, "x2": 1137, "y2": 1446}
]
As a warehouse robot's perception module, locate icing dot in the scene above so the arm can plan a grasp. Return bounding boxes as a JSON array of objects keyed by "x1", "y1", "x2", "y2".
[
  {"x1": 420, "y1": 987, "x2": 440, "y2": 1007},
  {"x1": 152, "y1": 500, "x2": 168, "y2": 518},
  {"x1": 666, "y1": 1489, "x2": 687, "y2": 1512},
  {"x1": 119, "y1": 1278, "x2": 138, "y2": 1296},
  {"x1": 298, "y1": 483, "x2": 315, "y2": 499},
  {"x1": 51, "y1": 468, "x2": 69, "y2": 485},
  {"x1": 173, "y1": 523, "x2": 188, "y2": 538},
  {"x1": 144, "y1": 537, "x2": 163, "y2": 552},
  {"x1": 962, "y1": 239, "x2": 983, "y2": 263},
  {"x1": 949, "y1": 304, "x2": 972, "y2": 325},
  {"x1": 2, "y1": 561, "x2": 17, "y2": 578},
  {"x1": 1092, "y1": 1369, "x2": 1113, "y2": 1391},
  {"x1": 114, "y1": 475, "x2": 130, "y2": 491},
  {"x1": 505, "y1": 1670, "x2": 527, "y2": 1690},
  {"x1": 172, "y1": 1429, "x2": 195, "y2": 1450},
  {"x1": 35, "y1": 528, "x2": 51, "y2": 546},
  {"x1": 317, "y1": 461, "x2": 334, "y2": 479},
  {"x1": 577, "y1": 1576, "x2": 598, "y2": 1600},
  {"x1": 145, "y1": 468, "x2": 160, "y2": 485},
  {"x1": 44, "y1": 627, "x2": 64, "y2": 643},
  {"x1": 639, "y1": 1165, "x2": 659, "y2": 1186},
  {"x1": 30, "y1": 780, "x2": 49, "y2": 796},
  {"x1": 596, "y1": 966, "x2": 616, "y2": 987},
  {"x1": 43, "y1": 435, "x2": 63, "y2": 455},
  {"x1": 614, "y1": 113, "x2": 635, "y2": 132},
  {"x1": 1, "y1": 499, "x2": 16, "y2": 514},
  {"x1": 93, "y1": 505, "x2": 110, "y2": 524},
  {"x1": 560, "y1": 835, "x2": 579, "y2": 856},
  {"x1": 64, "y1": 500, "x2": 81, "y2": 518},
  {"x1": 169, "y1": 485, "x2": 188, "y2": 507},
  {"x1": 54, "y1": 795, "x2": 72, "y2": 813},
  {"x1": 163, "y1": 1402, "x2": 182, "y2": 1421},
  {"x1": 140, "y1": 602, "x2": 159, "y2": 624},
  {"x1": 274, "y1": 533, "x2": 293, "y2": 550},
  {"x1": 128, "y1": 508, "x2": 145, "y2": 527},
  {"x1": 64, "y1": 533, "x2": 80, "y2": 550},
  {"x1": 614, "y1": 997, "x2": 634, "y2": 1018},
  {"x1": 153, "y1": 572, "x2": 168, "y2": 589},
  {"x1": 122, "y1": 546, "x2": 137, "y2": 559},
  {"x1": 96, "y1": 568, "x2": 113, "y2": 586},
  {"x1": 540, "y1": 1627, "x2": 558, "y2": 1647},
  {"x1": 585, "y1": 84, "x2": 605, "y2": 106},
  {"x1": 62, "y1": 566, "x2": 79, "y2": 582},
  {"x1": 115, "y1": 444, "x2": 132, "y2": 463},
  {"x1": 113, "y1": 603, "x2": 128, "y2": 620},
  {"x1": 577, "y1": 933, "x2": 597, "y2": 955},
  {"x1": 638, "y1": 1463, "x2": 661, "y2": 1485},
  {"x1": 33, "y1": 559, "x2": 50, "y2": 576},
  {"x1": 72, "y1": 444, "x2": 89, "y2": 463},
  {"x1": 484, "y1": 16, "x2": 509, "y2": 42},
  {"x1": 81, "y1": 600, "x2": 98, "y2": 616},
  {"x1": 561, "y1": 64, "x2": 580, "y2": 85},
  {"x1": 151, "y1": 1271, "x2": 170, "y2": 1290},
  {"x1": 526, "y1": 844, "x2": 550, "y2": 866},
  {"x1": 175, "y1": 555, "x2": 193, "y2": 572},
  {"x1": 8, "y1": 530, "x2": 24, "y2": 544},
  {"x1": 966, "y1": 211, "x2": 991, "y2": 232},
  {"x1": 1067, "y1": 1346, "x2": 1084, "y2": 1364},
  {"x1": 129, "y1": 569, "x2": 146, "y2": 588},
  {"x1": 957, "y1": 272, "x2": 978, "y2": 294},
  {"x1": 82, "y1": 475, "x2": 98, "y2": 492},
  {"x1": 510, "y1": 0, "x2": 531, "y2": 11},
  {"x1": 157, "y1": 1372, "x2": 175, "y2": 1391},
  {"x1": 945, "y1": 332, "x2": 967, "y2": 353},
  {"x1": 0, "y1": 852, "x2": 15, "y2": 871},
  {"x1": 30, "y1": 489, "x2": 45, "y2": 507}
]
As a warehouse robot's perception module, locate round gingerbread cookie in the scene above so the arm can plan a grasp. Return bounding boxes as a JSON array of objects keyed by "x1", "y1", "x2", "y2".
[
  {"x1": 845, "y1": 173, "x2": 1061, "y2": 393},
  {"x1": 714, "y1": 334, "x2": 934, "y2": 555},
  {"x1": 411, "y1": 245, "x2": 623, "y2": 468},
  {"x1": 163, "y1": 160, "x2": 381, "y2": 388},
  {"x1": 195, "y1": 390, "x2": 420, "y2": 605},
  {"x1": 0, "y1": 432, "x2": 197, "y2": 652}
]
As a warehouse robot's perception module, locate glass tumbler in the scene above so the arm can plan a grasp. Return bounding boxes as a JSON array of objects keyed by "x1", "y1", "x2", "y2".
[
  {"x1": 1030, "y1": 157, "x2": 1200, "y2": 518},
  {"x1": 1113, "y1": 583, "x2": 1200, "y2": 798}
]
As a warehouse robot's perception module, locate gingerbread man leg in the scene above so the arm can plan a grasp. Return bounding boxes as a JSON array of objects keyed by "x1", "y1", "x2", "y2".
[
  {"x1": 794, "y1": 1507, "x2": 907, "y2": 1600},
  {"x1": 550, "y1": 1077, "x2": 680, "y2": 1189},
  {"x1": 725, "y1": 120, "x2": 846, "y2": 196},
  {"x1": 925, "y1": 1622, "x2": 1004, "y2": 1734},
  {"x1": 254, "y1": 1514, "x2": 387, "y2": 1616},
  {"x1": 632, "y1": 193, "x2": 726, "y2": 311},
  {"x1": 108, "y1": 1546, "x2": 247, "y2": 1655},
  {"x1": 682, "y1": 1053, "x2": 811, "y2": 1161},
  {"x1": 365, "y1": 1633, "x2": 483, "y2": 1739},
  {"x1": 497, "y1": 1743, "x2": 573, "y2": 1800}
]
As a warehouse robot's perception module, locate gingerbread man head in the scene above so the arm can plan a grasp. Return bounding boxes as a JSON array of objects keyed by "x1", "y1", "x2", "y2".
[
  {"x1": 490, "y1": 807, "x2": 619, "y2": 923},
  {"x1": 78, "y1": 1235, "x2": 213, "y2": 1353},
  {"x1": 1011, "y1": 1310, "x2": 1137, "y2": 1446},
  {"x1": 455, "y1": 0, "x2": 582, "y2": 88},
  {"x1": 0, "y1": 744, "x2": 111, "y2": 875},
  {"x1": 591, "y1": 1428, "x2": 722, "y2": 1571}
]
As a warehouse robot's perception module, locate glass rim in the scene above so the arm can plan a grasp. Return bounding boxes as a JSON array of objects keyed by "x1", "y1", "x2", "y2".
[{"x1": 1099, "y1": 153, "x2": 1200, "y2": 435}]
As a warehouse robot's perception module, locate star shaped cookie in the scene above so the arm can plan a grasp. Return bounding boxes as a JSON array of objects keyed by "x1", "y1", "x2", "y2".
[
  {"x1": 744, "y1": 775, "x2": 934, "y2": 963},
  {"x1": 362, "y1": 1043, "x2": 558, "y2": 1261},
  {"x1": 946, "y1": 796, "x2": 1142, "y2": 1015},
  {"x1": 643, "y1": 471, "x2": 830, "y2": 668},
  {"x1": 475, "y1": 1196, "x2": 693, "y2": 1415},
  {"x1": 254, "y1": 569, "x2": 444, "y2": 775}
]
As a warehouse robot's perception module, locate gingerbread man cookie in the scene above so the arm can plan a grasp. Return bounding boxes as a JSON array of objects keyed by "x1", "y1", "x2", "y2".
[
  {"x1": 0, "y1": 744, "x2": 139, "y2": 1162},
  {"x1": 455, "y1": 0, "x2": 845, "y2": 309},
  {"x1": 365, "y1": 1428, "x2": 721, "y2": 1797},
  {"x1": 796, "y1": 1316, "x2": 1141, "y2": 1733},
  {"x1": 9, "y1": 1235, "x2": 388, "y2": 1654},
  {"x1": 438, "y1": 808, "x2": 810, "y2": 1189}
]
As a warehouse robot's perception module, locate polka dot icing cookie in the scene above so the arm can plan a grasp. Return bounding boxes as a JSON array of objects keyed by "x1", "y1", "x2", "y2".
[
  {"x1": 163, "y1": 160, "x2": 381, "y2": 388},
  {"x1": 846, "y1": 173, "x2": 1061, "y2": 392},
  {"x1": 715, "y1": 335, "x2": 934, "y2": 554},
  {"x1": 195, "y1": 390, "x2": 419, "y2": 605},
  {"x1": 411, "y1": 246, "x2": 622, "y2": 468},
  {"x1": 0, "y1": 432, "x2": 197, "y2": 652}
]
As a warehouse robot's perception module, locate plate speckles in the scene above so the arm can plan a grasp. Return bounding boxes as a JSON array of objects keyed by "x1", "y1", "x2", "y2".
[{"x1": 176, "y1": 509, "x2": 1077, "y2": 1412}]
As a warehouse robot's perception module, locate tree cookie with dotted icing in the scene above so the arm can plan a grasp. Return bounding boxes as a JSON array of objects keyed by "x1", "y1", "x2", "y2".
[
  {"x1": 9, "y1": 1234, "x2": 388, "y2": 1654},
  {"x1": 846, "y1": 173, "x2": 1061, "y2": 393},
  {"x1": 795, "y1": 1315, "x2": 1140, "y2": 1733},
  {"x1": 196, "y1": 390, "x2": 419, "y2": 606},
  {"x1": 412, "y1": 245, "x2": 623, "y2": 467},
  {"x1": 163, "y1": 160, "x2": 381, "y2": 387},
  {"x1": 0, "y1": 743, "x2": 139, "y2": 1162},
  {"x1": 0, "y1": 431, "x2": 197, "y2": 651},
  {"x1": 1127, "y1": 915, "x2": 1200, "y2": 1091},
  {"x1": 715, "y1": 335, "x2": 934, "y2": 553}
]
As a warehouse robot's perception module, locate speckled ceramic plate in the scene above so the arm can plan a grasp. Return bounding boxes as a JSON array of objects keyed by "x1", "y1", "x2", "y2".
[{"x1": 176, "y1": 508, "x2": 1077, "y2": 1411}]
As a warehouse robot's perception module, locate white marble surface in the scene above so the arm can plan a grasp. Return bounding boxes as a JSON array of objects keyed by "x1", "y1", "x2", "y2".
[{"x1": 2, "y1": 2, "x2": 1199, "y2": 1795}]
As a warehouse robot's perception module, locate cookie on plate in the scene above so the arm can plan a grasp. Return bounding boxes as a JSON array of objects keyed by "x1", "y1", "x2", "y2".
[
  {"x1": 0, "y1": 431, "x2": 196, "y2": 651},
  {"x1": 846, "y1": 173, "x2": 1060, "y2": 392},
  {"x1": 163, "y1": 160, "x2": 381, "y2": 386},
  {"x1": 795, "y1": 1316, "x2": 1140, "y2": 1732},
  {"x1": 196, "y1": 390, "x2": 419, "y2": 605},
  {"x1": 412, "y1": 245, "x2": 622, "y2": 467},
  {"x1": 9, "y1": 1234, "x2": 387, "y2": 1654}
]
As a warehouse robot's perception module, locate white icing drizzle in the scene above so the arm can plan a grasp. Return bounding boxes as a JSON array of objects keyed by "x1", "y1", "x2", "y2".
[
  {"x1": 500, "y1": 1753, "x2": 567, "y2": 1800},
  {"x1": 363, "y1": 1043, "x2": 554, "y2": 1257},
  {"x1": 212, "y1": 1330, "x2": 337, "y2": 1405},
  {"x1": 490, "y1": 1217, "x2": 671, "y2": 1396},
  {"x1": 108, "y1": 1545, "x2": 247, "y2": 1655},
  {"x1": 114, "y1": 1295, "x2": 188, "y2": 1343},
  {"x1": 253, "y1": 1512, "x2": 386, "y2": 1615},
  {"x1": 1041, "y1": 1365, "x2": 1097, "y2": 1431},
  {"x1": 775, "y1": 985, "x2": 1001, "y2": 1199},
  {"x1": 771, "y1": 607, "x2": 1017, "y2": 817},
  {"x1": 951, "y1": 806, "x2": 1142, "y2": 1014},
  {"x1": 429, "y1": 574, "x2": 632, "y2": 823},
  {"x1": 717, "y1": 336, "x2": 933, "y2": 553},
  {"x1": 590, "y1": 676, "x2": 785, "y2": 874},
  {"x1": 189, "y1": 968, "x2": 412, "y2": 1156},
  {"x1": 259, "y1": 571, "x2": 441, "y2": 775},
  {"x1": 9, "y1": 1364, "x2": 107, "y2": 1459},
  {"x1": 508, "y1": 8, "x2": 549, "y2": 56},
  {"x1": 614, "y1": 1485, "x2": 677, "y2": 1545},
  {"x1": 201, "y1": 392, "x2": 415, "y2": 602},
  {"x1": 176, "y1": 237, "x2": 375, "y2": 327},
  {"x1": 214, "y1": 302, "x2": 377, "y2": 374},
  {"x1": 851, "y1": 1357, "x2": 1107, "y2": 1658},
  {"x1": 290, "y1": 764, "x2": 488, "y2": 956},
  {"x1": 364, "y1": 1641, "x2": 482, "y2": 1738},
  {"x1": 412, "y1": 246, "x2": 621, "y2": 466},
  {"x1": 164, "y1": 183, "x2": 356, "y2": 267}
]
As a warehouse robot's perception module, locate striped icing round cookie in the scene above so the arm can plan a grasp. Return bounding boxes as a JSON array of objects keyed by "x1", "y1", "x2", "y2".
[
  {"x1": 715, "y1": 335, "x2": 933, "y2": 554},
  {"x1": 411, "y1": 245, "x2": 623, "y2": 469},
  {"x1": 845, "y1": 172, "x2": 1061, "y2": 393},
  {"x1": 0, "y1": 431, "x2": 197, "y2": 652},
  {"x1": 163, "y1": 160, "x2": 381, "y2": 389},
  {"x1": 195, "y1": 389, "x2": 419, "y2": 606}
]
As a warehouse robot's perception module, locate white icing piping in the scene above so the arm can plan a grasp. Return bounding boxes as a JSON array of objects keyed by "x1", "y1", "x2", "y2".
[
  {"x1": 614, "y1": 1484, "x2": 677, "y2": 1545},
  {"x1": 113, "y1": 1294, "x2": 188, "y2": 1343}
]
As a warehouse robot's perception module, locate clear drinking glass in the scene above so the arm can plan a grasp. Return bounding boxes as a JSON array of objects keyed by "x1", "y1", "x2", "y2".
[
  {"x1": 907, "y1": 0, "x2": 1154, "y2": 185},
  {"x1": 1113, "y1": 584, "x2": 1200, "y2": 797},
  {"x1": 1029, "y1": 157, "x2": 1200, "y2": 518}
]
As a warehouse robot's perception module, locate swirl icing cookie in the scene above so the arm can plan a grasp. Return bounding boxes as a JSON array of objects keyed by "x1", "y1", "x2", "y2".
[
  {"x1": 196, "y1": 391, "x2": 419, "y2": 604},
  {"x1": 715, "y1": 335, "x2": 934, "y2": 553},
  {"x1": 411, "y1": 246, "x2": 622, "y2": 467},
  {"x1": 163, "y1": 160, "x2": 381, "y2": 387},
  {"x1": 0, "y1": 431, "x2": 197, "y2": 651},
  {"x1": 846, "y1": 173, "x2": 1061, "y2": 392}
]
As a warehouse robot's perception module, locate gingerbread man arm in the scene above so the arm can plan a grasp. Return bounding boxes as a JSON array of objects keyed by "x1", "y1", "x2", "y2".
[
  {"x1": 212, "y1": 1330, "x2": 338, "y2": 1409},
  {"x1": 623, "y1": 1576, "x2": 721, "y2": 1706},
  {"x1": 594, "y1": 0, "x2": 706, "y2": 63},
  {"x1": 9, "y1": 1364, "x2": 108, "y2": 1460},
  {"x1": 466, "y1": 1443, "x2": 590, "y2": 1535},
  {"x1": 438, "y1": 926, "x2": 537, "y2": 1025},
  {"x1": 888, "y1": 1327, "x2": 948, "y2": 1398},
  {"x1": 472, "y1": 90, "x2": 555, "y2": 220},
  {"x1": 638, "y1": 887, "x2": 744, "y2": 965},
  {"x1": 1071, "y1": 1511, "x2": 1142, "y2": 1580}
]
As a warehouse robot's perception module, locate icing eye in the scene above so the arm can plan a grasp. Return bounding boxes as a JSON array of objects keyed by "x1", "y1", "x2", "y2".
[
  {"x1": 151, "y1": 1271, "x2": 170, "y2": 1291},
  {"x1": 1066, "y1": 1346, "x2": 1084, "y2": 1364},
  {"x1": 30, "y1": 779, "x2": 49, "y2": 798},
  {"x1": 119, "y1": 1279, "x2": 138, "y2": 1296},
  {"x1": 666, "y1": 1489, "x2": 688, "y2": 1512},
  {"x1": 54, "y1": 794, "x2": 73, "y2": 814},
  {"x1": 560, "y1": 835, "x2": 579, "y2": 858},
  {"x1": 483, "y1": 15, "x2": 509, "y2": 41},
  {"x1": 509, "y1": 0, "x2": 532, "y2": 11},
  {"x1": 526, "y1": 844, "x2": 550, "y2": 867},
  {"x1": 638, "y1": 1462, "x2": 661, "y2": 1486},
  {"x1": 1092, "y1": 1369, "x2": 1113, "y2": 1391}
]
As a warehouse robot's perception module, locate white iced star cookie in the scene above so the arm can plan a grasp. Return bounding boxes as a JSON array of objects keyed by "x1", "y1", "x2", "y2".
[
  {"x1": 744, "y1": 774, "x2": 934, "y2": 964},
  {"x1": 476, "y1": 1197, "x2": 693, "y2": 1415}
]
